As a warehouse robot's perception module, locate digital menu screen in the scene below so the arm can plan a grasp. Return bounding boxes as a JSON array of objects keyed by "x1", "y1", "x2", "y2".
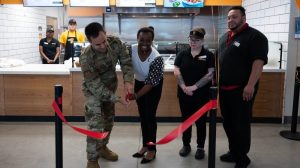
[
  {"x1": 23, "y1": 0, "x2": 64, "y2": 7},
  {"x1": 164, "y1": 0, "x2": 204, "y2": 8},
  {"x1": 70, "y1": 0, "x2": 109, "y2": 7},
  {"x1": 116, "y1": 0, "x2": 156, "y2": 7}
]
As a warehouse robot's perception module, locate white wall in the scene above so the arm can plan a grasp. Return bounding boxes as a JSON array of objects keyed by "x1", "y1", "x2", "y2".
[
  {"x1": 243, "y1": 0, "x2": 290, "y2": 69},
  {"x1": 0, "y1": 5, "x2": 64, "y2": 63}
]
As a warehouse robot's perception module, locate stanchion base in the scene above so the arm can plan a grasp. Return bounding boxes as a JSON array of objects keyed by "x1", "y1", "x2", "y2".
[{"x1": 280, "y1": 130, "x2": 300, "y2": 141}]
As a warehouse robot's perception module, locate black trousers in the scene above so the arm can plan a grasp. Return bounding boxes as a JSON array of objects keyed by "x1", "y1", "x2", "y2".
[
  {"x1": 135, "y1": 79, "x2": 163, "y2": 151},
  {"x1": 219, "y1": 86, "x2": 257, "y2": 164},
  {"x1": 178, "y1": 97, "x2": 208, "y2": 148}
]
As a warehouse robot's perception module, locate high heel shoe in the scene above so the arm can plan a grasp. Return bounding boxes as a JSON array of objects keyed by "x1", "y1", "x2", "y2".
[
  {"x1": 141, "y1": 151, "x2": 156, "y2": 164},
  {"x1": 132, "y1": 151, "x2": 146, "y2": 158},
  {"x1": 132, "y1": 147, "x2": 148, "y2": 158}
]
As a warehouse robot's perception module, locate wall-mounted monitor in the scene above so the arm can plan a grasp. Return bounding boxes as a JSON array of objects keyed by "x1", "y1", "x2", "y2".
[
  {"x1": 70, "y1": 0, "x2": 109, "y2": 7},
  {"x1": 23, "y1": 0, "x2": 64, "y2": 7},
  {"x1": 164, "y1": 0, "x2": 204, "y2": 8},
  {"x1": 116, "y1": 0, "x2": 156, "y2": 7}
]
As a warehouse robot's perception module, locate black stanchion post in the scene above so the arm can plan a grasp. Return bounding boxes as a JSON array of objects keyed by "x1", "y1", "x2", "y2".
[
  {"x1": 55, "y1": 85, "x2": 63, "y2": 168},
  {"x1": 280, "y1": 67, "x2": 300, "y2": 140},
  {"x1": 208, "y1": 86, "x2": 217, "y2": 168}
]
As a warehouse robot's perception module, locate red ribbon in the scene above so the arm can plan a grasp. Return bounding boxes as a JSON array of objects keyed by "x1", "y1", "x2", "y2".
[
  {"x1": 52, "y1": 100, "x2": 108, "y2": 139},
  {"x1": 148, "y1": 100, "x2": 217, "y2": 145}
]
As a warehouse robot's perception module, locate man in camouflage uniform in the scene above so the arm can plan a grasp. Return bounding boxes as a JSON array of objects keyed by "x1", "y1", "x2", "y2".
[{"x1": 80, "y1": 22, "x2": 134, "y2": 168}]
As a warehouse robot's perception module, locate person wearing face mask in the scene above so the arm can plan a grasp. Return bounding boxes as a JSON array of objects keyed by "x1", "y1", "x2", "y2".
[
  {"x1": 174, "y1": 27, "x2": 215, "y2": 160},
  {"x1": 128, "y1": 27, "x2": 164, "y2": 164},
  {"x1": 79, "y1": 22, "x2": 134, "y2": 168},
  {"x1": 39, "y1": 27, "x2": 60, "y2": 64},
  {"x1": 59, "y1": 19, "x2": 85, "y2": 62},
  {"x1": 218, "y1": 6, "x2": 268, "y2": 168}
]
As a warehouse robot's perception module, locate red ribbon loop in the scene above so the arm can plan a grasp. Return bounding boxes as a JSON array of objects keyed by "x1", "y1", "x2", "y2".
[
  {"x1": 52, "y1": 100, "x2": 108, "y2": 139},
  {"x1": 148, "y1": 100, "x2": 217, "y2": 145}
]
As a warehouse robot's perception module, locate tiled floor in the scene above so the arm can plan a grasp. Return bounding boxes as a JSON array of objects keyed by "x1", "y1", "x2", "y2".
[{"x1": 0, "y1": 122, "x2": 299, "y2": 168}]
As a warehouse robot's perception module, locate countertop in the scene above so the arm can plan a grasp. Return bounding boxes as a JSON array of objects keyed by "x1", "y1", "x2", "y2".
[
  {"x1": 0, "y1": 64, "x2": 70, "y2": 75},
  {"x1": 70, "y1": 64, "x2": 176, "y2": 72},
  {"x1": 0, "y1": 64, "x2": 285, "y2": 75}
]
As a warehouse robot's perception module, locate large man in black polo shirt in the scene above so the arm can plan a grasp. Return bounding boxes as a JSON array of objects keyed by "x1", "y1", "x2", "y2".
[
  {"x1": 39, "y1": 28, "x2": 60, "y2": 64},
  {"x1": 218, "y1": 6, "x2": 268, "y2": 168}
]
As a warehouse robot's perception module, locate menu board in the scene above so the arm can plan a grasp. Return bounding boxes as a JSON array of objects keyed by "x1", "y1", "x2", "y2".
[
  {"x1": 70, "y1": 0, "x2": 109, "y2": 7},
  {"x1": 23, "y1": 0, "x2": 63, "y2": 7},
  {"x1": 116, "y1": 0, "x2": 156, "y2": 7},
  {"x1": 164, "y1": 0, "x2": 204, "y2": 8}
]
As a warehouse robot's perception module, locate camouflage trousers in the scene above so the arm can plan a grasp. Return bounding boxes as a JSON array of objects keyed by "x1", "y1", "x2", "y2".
[{"x1": 85, "y1": 96, "x2": 115, "y2": 161}]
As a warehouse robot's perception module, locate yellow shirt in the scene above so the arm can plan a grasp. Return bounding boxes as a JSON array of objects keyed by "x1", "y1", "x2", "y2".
[{"x1": 59, "y1": 30, "x2": 85, "y2": 46}]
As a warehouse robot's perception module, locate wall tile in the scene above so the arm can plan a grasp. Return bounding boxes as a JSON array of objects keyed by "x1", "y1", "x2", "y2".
[
  {"x1": 243, "y1": 0, "x2": 290, "y2": 69},
  {"x1": 0, "y1": 5, "x2": 47, "y2": 63}
]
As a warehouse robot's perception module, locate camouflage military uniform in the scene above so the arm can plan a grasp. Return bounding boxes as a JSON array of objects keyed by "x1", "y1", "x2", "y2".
[{"x1": 80, "y1": 36, "x2": 133, "y2": 161}]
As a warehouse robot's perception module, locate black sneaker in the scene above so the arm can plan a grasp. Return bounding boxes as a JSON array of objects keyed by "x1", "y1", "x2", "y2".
[
  {"x1": 220, "y1": 151, "x2": 235, "y2": 162},
  {"x1": 195, "y1": 148, "x2": 205, "y2": 160},
  {"x1": 235, "y1": 158, "x2": 250, "y2": 168},
  {"x1": 179, "y1": 146, "x2": 191, "y2": 157},
  {"x1": 235, "y1": 156, "x2": 251, "y2": 168}
]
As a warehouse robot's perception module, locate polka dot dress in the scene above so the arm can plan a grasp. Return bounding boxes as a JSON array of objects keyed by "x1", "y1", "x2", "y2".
[{"x1": 145, "y1": 56, "x2": 164, "y2": 86}]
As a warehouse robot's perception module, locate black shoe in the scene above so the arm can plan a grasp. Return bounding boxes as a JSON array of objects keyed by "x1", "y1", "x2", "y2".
[
  {"x1": 179, "y1": 146, "x2": 191, "y2": 157},
  {"x1": 132, "y1": 147, "x2": 147, "y2": 158},
  {"x1": 220, "y1": 151, "x2": 235, "y2": 162},
  {"x1": 195, "y1": 148, "x2": 205, "y2": 160},
  {"x1": 141, "y1": 151, "x2": 156, "y2": 164},
  {"x1": 132, "y1": 152, "x2": 145, "y2": 158},
  {"x1": 235, "y1": 157, "x2": 251, "y2": 168}
]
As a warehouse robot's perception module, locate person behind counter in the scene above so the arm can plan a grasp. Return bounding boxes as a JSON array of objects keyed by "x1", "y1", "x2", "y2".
[
  {"x1": 127, "y1": 27, "x2": 164, "y2": 164},
  {"x1": 80, "y1": 22, "x2": 134, "y2": 168},
  {"x1": 174, "y1": 27, "x2": 214, "y2": 160},
  {"x1": 39, "y1": 27, "x2": 60, "y2": 64},
  {"x1": 59, "y1": 19, "x2": 85, "y2": 62},
  {"x1": 218, "y1": 6, "x2": 268, "y2": 168}
]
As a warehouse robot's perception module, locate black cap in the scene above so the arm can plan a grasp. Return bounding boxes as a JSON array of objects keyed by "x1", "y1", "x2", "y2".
[
  {"x1": 189, "y1": 27, "x2": 205, "y2": 39},
  {"x1": 69, "y1": 19, "x2": 77, "y2": 25},
  {"x1": 189, "y1": 31, "x2": 204, "y2": 39},
  {"x1": 46, "y1": 27, "x2": 54, "y2": 33}
]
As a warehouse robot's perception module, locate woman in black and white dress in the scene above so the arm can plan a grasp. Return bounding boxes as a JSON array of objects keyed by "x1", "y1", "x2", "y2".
[{"x1": 128, "y1": 27, "x2": 164, "y2": 164}]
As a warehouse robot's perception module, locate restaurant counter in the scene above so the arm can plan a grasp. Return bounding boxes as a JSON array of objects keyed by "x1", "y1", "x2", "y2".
[{"x1": 0, "y1": 64, "x2": 285, "y2": 120}]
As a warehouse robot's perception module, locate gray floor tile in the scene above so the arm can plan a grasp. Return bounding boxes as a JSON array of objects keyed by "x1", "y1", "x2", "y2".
[{"x1": 0, "y1": 122, "x2": 299, "y2": 168}]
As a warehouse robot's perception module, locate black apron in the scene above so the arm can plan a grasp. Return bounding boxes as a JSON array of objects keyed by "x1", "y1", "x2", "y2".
[{"x1": 64, "y1": 31, "x2": 78, "y2": 61}]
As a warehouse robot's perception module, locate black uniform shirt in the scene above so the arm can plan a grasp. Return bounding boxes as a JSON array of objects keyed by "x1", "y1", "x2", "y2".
[
  {"x1": 219, "y1": 26, "x2": 268, "y2": 86},
  {"x1": 174, "y1": 47, "x2": 214, "y2": 100},
  {"x1": 39, "y1": 38, "x2": 60, "y2": 59}
]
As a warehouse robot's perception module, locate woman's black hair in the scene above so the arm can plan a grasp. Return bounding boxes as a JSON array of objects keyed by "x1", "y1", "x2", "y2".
[
  {"x1": 148, "y1": 26, "x2": 154, "y2": 31},
  {"x1": 137, "y1": 27, "x2": 154, "y2": 40}
]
